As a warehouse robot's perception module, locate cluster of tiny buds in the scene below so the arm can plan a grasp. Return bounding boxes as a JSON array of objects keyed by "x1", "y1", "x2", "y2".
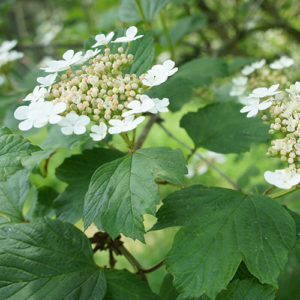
[
  {"x1": 45, "y1": 47, "x2": 146, "y2": 123},
  {"x1": 247, "y1": 67, "x2": 290, "y2": 91},
  {"x1": 266, "y1": 91, "x2": 300, "y2": 172}
]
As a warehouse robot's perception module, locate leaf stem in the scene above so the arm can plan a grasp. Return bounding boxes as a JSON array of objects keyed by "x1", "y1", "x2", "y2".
[
  {"x1": 268, "y1": 184, "x2": 300, "y2": 199},
  {"x1": 120, "y1": 132, "x2": 132, "y2": 148},
  {"x1": 160, "y1": 11, "x2": 175, "y2": 60},
  {"x1": 158, "y1": 123, "x2": 243, "y2": 192},
  {"x1": 135, "y1": 0, "x2": 148, "y2": 29}
]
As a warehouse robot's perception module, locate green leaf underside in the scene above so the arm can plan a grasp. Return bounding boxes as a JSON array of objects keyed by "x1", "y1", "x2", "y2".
[
  {"x1": 0, "y1": 218, "x2": 106, "y2": 299},
  {"x1": 0, "y1": 170, "x2": 30, "y2": 223},
  {"x1": 148, "y1": 58, "x2": 228, "y2": 112},
  {"x1": 154, "y1": 185, "x2": 295, "y2": 299},
  {"x1": 119, "y1": 0, "x2": 171, "y2": 23},
  {"x1": 216, "y1": 279, "x2": 276, "y2": 300},
  {"x1": 180, "y1": 102, "x2": 269, "y2": 153},
  {"x1": 159, "y1": 274, "x2": 179, "y2": 300},
  {"x1": 0, "y1": 127, "x2": 39, "y2": 180},
  {"x1": 104, "y1": 270, "x2": 158, "y2": 300},
  {"x1": 84, "y1": 147, "x2": 187, "y2": 240},
  {"x1": 55, "y1": 148, "x2": 123, "y2": 224}
]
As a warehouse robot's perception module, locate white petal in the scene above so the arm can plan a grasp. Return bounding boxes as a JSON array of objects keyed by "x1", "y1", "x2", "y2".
[
  {"x1": 258, "y1": 100, "x2": 272, "y2": 110},
  {"x1": 74, "y1": 125, "x2": 86, "y2": 135},
  {"x1": 19, "y1": 119, "x2": 33, "y2": 131},
  {"x1": 126, "y1": 26, "x2": 138, "y2": 38},
  {"x1": 66, "y1": 112, "x2": 79, "y2": 123},
  {"x1": 247, "y1": 108, "x2": 258, "y2": 118},
  {"x1": 14, "y1": 106, "x2": 29, "y2": 120},
  {"x1": 63, "y1": 49, "x2": 74, "y2": 61},
  {"x1": 77, "y1": 115, "x2": 90, "y2": 126},
  {"x1": 61, "y1": 126, "x2": 74, "y2": 135},
  {"x1": 53, "y1": 102, "x2": 67, "y2": 114},
  {"x1": 49, "y1": 115, "x2": 62, "y2": 124}
]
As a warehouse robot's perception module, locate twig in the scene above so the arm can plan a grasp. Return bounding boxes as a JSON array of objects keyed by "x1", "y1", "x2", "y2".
[
  {"x1": 134, "y1": 114, "x2": 159, "y2": 150},
  {"x1": 264, "y1": 186, "x2": 275, "y2": 195},
  {"x1": 158, "y1": 123, "x2": 242, "y2": 192},
  {"x1": 141, "y1": 260, "x2": 165, "y2": 273}
]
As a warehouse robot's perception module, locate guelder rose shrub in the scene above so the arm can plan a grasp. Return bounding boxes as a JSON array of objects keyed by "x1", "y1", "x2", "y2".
[{"x1": 0, "y1": 24, "x2": 299, "y2": 300}]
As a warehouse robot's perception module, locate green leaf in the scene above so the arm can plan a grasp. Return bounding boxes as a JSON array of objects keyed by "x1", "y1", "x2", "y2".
[
  {"x1": 277, "y1": 244, "x2": 300, "y2": 300},
  {"x1": 161, "y1": 14, "x2": 207, "y2": 45},
  {"x1": 147, "y1": 77, "x2": 194, "y2": 112},
  {"x1": 216, "y1": 279, "x2": 276, "y2": 300},
  {"x1": 55, "y1": 148, "x2": 123, "y2": 224},
  {"x1": 154, "y1": 186, "x2": 295, "y2": 299},
  {"x1": 129, "y1": 32, "x2": 155, "y2": 76},
  {"x1": 176, "y1": 57, "x2": 228, "y2": 88},
  {"x1": 180, "y1": 102, "x2": 269, "y2": 153},
  {"x1": 104, "y1": 270, "x2": 158, "y2": 299},
  {"x1": 0, "y1": 218, "x2": 107, "y2": 299},
  {"x1": 119, "y1": 0, "x2": 171, "y2": 23},
  {"x1": 159, "y1": 274, "x2": 179, "y2": 300},
  {"x1": 29, "y1": 186, "x2": 58, "y2": 219},
  {"x1": 84, "y1": 147, "x2": 187, "y2": 240},
  {"x1": 0, "y1": 169, "x2": 30, "y2": 223},
  {"x1": 0, "y1": 127, "x2": 39, "y2": 180}
]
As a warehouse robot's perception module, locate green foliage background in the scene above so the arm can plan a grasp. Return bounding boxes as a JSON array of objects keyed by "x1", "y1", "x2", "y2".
[{"x1": 1, "y1": 0, "x2": 300, "y2": 299}]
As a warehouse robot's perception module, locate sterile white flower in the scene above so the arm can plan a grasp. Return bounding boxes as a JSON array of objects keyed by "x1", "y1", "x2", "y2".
[
  {"x1": 240, "y1": 98, "x2": 272, "y2": 117},
  {"x1": 249, "y1": 84, "x2": 281, "y2": 98},
  {"x1": 108, "y1": 115, "x2": 145, "y2": 134},
  {"x1": 270, "y1": 56, "x2": 294, "y2": 70},
  {"x1": 142, "y1": 69, "x2": 168, "y2": 87},
  {"x1": 122, "y1": 95, "x2": 155, "y2": 117},
  {"x1": 286, "y1": 82, "x2": 300, "y2": 95},
  {"x1": 76, "y1": 49, "x2": 101, "y2": 65},
  {"x1": 90, "y1": 123, "x2": 107, "y2": 141},
  {"x1": 14, "y1": 101, "x2": 66, "y2": 131},
  {"x1": 264, "y1": 168, "x2": 300, "y2": 189},
  {"x1": 37, "y1": 73, "x2": 57, "y2": 87},
  {"x1": 0, "y1": 40, "x2": 17, "y2": 53},
  {"x1": 59, "y1": 112, "x2": 90, "y2": 135},
  {"x1": 149, "y1": 98, "x2": 169, "y2": 113},
  {"x1": 232, "y1": 76, "x2": 248, "y2": 86},
  {"x1": 152, "y1": 60, "x2": 178, "y2": 77},
  {"x1": 113, "y1": 26, "x2": 143, "y2": 43},
  {"x1": 241, "y1": 65, "x2": 255, "y2": 76},
  {"x1": 41, "y1": 49, "x2": 83, "y2": 72},
  {"x1": 230, "y1": 86, "x2": 246, "y2": 96},
  {"x1": 23, "y1": 86, "x2": 48, "y2": 102},
  {"x1": 251, "y1": 59, "x2": 266, "y2": 70},
  {"x1": 92, "y1": 32, "x2": 115, "y2": 47}
]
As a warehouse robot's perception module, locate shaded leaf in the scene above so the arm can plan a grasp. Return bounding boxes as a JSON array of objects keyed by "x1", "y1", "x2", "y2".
[
  {"x1": 54, "y1": 148, "x2": 123, "y2": 223},
  {"x1": 104, "y1": 269, "x2": 158, "y2": 299},
  {"x1": 0, "y1": 170, "x2": 30, "y2": 223},
  {"x1": 216, "y1": 279, "x2": 276, "y2": 300}
]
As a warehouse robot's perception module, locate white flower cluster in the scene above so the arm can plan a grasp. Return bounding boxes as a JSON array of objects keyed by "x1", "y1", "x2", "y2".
[
  {"x1": 0, "y1": 40, "x2": 24, "y2": 69},
  {"x1": 186, "y1": 151, "x2": 227, "y2": 179},
  {"x1": 14, "y1": 26, "x2": 177, "y2": 142},
  {"x1": 240, "y1": 81, "x2": 300, "y2": 189},
  {"x1": 230, "y1": 56, "x2": 294, "y2": 104}
]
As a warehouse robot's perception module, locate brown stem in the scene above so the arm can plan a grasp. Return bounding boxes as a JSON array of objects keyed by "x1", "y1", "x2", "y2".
[
  {"x1": 141, "y1": 260, "x2": 165, "y2": 273},
  {"x1": 134, "y1": 114, "x2": 159, "y2": 150}
]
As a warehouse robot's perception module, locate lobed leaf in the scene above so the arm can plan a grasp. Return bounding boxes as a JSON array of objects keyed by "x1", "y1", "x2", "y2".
[
  {"x1": 180, "y1": 102, "x2": 269, "y2": 153},
  {"x1": 154, "y1": 185, "x2": 296, "y2": 299},
  {"x1": 84, "y1": 147, "x2": 187, "y2": 240},
  {"x1": 0, "y1": 218, "x2": 106, "y2": 299}
]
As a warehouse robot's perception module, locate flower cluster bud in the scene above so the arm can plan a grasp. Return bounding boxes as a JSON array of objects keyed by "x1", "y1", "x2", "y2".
[
  {"x1": 266, "y1": 92, "x2": 300, "y2": 172},
  {"x1": 46, "y1": 47, "x2": 147, "y2": 124}
]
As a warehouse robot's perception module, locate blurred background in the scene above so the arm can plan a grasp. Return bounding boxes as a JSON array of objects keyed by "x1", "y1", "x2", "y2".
[{"x1": 1, "y1": 0, "x2": 300, "y2": 298}]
